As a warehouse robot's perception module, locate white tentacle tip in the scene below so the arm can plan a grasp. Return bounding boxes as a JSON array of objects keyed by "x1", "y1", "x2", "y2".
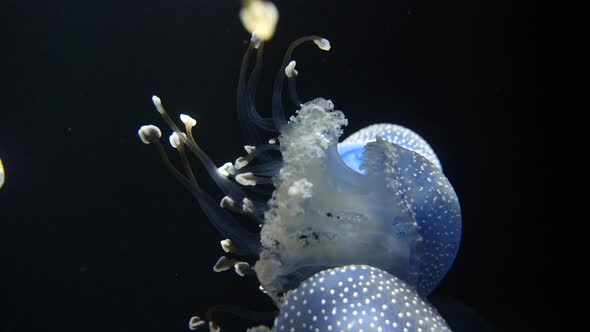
[
  {"x1": 242, "y1": 197, "x2": 255, "y2": 213},
  {"x1": 220, "y1": 239, "x2": 233, "y2": 253},
  {"x1": 235, "y1": 172, "x2": 256, "y2": 186},
  {"x1": 244, "y1": 145, "x2": 256, "y2": 154},
  {"x1": 151, "y1": 95, "x2": 165, "y2": 114},
  {"x1": 209, "y1": 321, "x2": 220, "y2": 332},
  {"x1": 213, "y1": 256, "x2": 237, "y2": 272},
  {"x1": 168, "y1": 132, "x2": 186, "y2": 149},
  {"x1": 189, "y1": 316, "x2": 205, "y2": 330},
  {"x1": 217, "y1": 162, "x2": 236, "y2": 177},
  {"x1": 180, "y1": 114, "x2": 197, "y2": 128},
  {"x1": 138, "y1": 125, "x2": 162, "y2": 144},
  {"x1": 151, "y1": 95, "x2": 161, "y2": 104},
  {"x1": 285, "y1": 60, "x2": 298, "y2": 78},
  {"x1": 313, "y1": 38, "x2": 331, "y2": 51},
  {"x1": 234, "y1": 156, "x2": 249, "y2": 170},
  {"x1": 234, "y1": 262, "x2": 252, "y2": 277},
  {"x1": 220, "y1": 196, "x2": 235, "y2": 209}
]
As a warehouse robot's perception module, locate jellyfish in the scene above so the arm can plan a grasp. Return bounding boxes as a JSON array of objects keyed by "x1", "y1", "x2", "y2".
[
  {"x1": 271, "y1": 265, "x2": 451, "y2": 331},
  {"x1": 239, "y1": 0, "x2": 279, "y2": 41},
  {"x1": 138, "y1": 33, "x2": 461, "y2": 331}
]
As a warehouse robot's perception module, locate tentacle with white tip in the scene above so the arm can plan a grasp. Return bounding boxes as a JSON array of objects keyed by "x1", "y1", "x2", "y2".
[
  {"x1": 218, "y1": 195, "x2": 265, "y2": 223},
  {"x1": 213, "y1": 256, "x2": 242, "y2": 272},
  {"x1": 220, "y1": 239, "x2": 250, "y2": 256},
  {"x1": 285, "y1": 60, "x2": 302, "y2": 107},
  {"x1": 232, "y1": 143, "x2": 281, "y2": 170},
  {"x1": 139, "y1": 126, "x2": 260, "y2": 255},
  {"x1": 272, "y1": 36, "x2": 331, "y2": 129},
  {"x1": 237, "y1": 35, "x2": 276, "y2": 148},
  {"x1": 151, "y1": 96, "x2": 250, "y2": 204},
  {"x1": 235, "y1": 172, "x2": 273, "y2": 187},
  {"x1": 245, "y1": 40, "x2": 275, "y2": 132}
]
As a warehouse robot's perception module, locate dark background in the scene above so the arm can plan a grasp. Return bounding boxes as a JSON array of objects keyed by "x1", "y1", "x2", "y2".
[{"x1": 2, "y1": 0, "x2": 561, "y2": 331}]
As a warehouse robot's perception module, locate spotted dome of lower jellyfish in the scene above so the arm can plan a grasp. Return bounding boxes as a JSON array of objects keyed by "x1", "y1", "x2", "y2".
[{"x1": 273, "y1": 265, "x2": 451, "y2": 331}]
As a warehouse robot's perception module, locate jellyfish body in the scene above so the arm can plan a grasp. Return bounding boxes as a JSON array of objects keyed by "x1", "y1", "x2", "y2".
[
  {"x1": 254, "y1": 99, "x2": 461, "y2": 298},
  {"x1": 273, "y1": 265, "x2": 451, "y2": 331},
  {"x1": 138, "y1": 33, "x2": 461, "y2": 330}
]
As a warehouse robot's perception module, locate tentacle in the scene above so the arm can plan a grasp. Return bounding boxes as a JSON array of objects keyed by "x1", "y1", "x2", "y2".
[
  {"x1": 152, "y1": 96, "x2": 250, "y2": 204},
  {"x1": 138, "y1": 125, "x2": 261, "y2": 255},
  {"x1": 272, "y1": 36, "x2": 331, "y2": 130},
  {"x1": 244, "y1": 39, "x2": 275, "y2": 132},
  {"x1": 284, "y1": 60, "x2": 302, "y2": 107},
  {"x1": 236, "y1": 35, "x2": 276, "y2": 147}
]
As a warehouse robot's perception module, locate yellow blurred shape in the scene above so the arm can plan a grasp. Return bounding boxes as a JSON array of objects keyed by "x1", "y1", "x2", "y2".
[
  {"x1": 240, "y1": 0, "x2": 278, "y2": 41},
  {"x1": 0, "y1": 158, "x2": 4, "y2": 189}
]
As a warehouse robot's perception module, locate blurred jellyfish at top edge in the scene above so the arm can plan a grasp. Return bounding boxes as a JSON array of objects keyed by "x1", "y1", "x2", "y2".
[
  {"x1": 137, "y1": 7, "x2": 462, "y2": 330},
  {"x1": 239, "y1": 0, "x2": 279, "y2": 41}
]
